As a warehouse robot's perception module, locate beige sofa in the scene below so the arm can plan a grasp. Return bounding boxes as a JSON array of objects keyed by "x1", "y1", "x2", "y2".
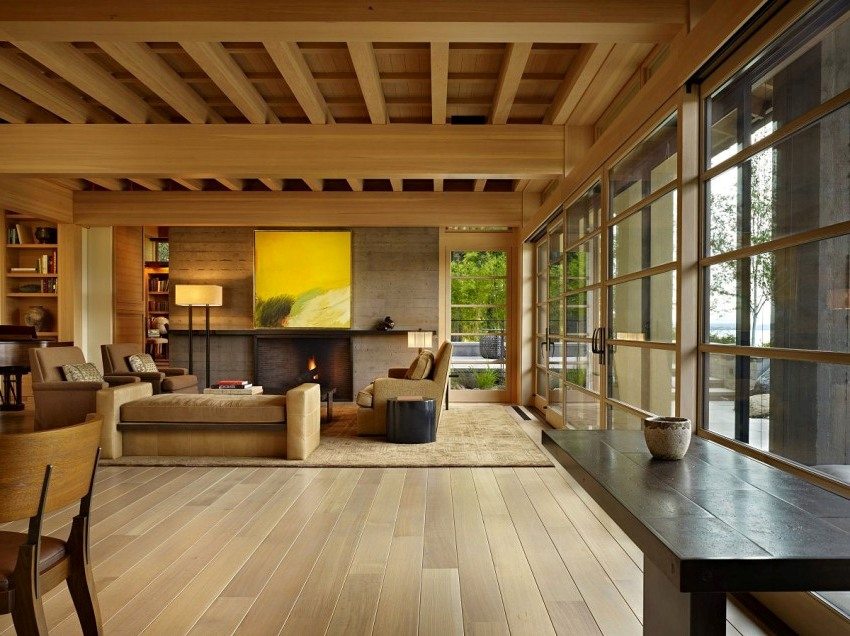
[
  {"x1": 356, "y1": 342, "x2": 452, "y2": 435},
  {"x1": 96, "y1": 382, "x2": 321, "y2": 460}
]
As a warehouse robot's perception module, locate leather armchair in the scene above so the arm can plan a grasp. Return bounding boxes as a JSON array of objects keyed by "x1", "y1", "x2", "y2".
[
  {"x1": 356, "y1": 341, "x2": 453, "y2": 435},
  {"x1": 29, "y1": 345, "x2": 140, "y2": 429},
  {"x1": 101, "y1": 343, "x2": 198, "y2": 394}
]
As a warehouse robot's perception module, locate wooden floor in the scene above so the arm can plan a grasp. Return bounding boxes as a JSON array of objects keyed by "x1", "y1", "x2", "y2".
[{"x1": 0, "y1": 409, "x2": 768, "y2": 635}]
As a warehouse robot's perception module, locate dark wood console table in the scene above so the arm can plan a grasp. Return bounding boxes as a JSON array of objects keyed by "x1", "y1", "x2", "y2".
[{"x1": 542, "y1": 429, "x2": 850, "y2": 635}]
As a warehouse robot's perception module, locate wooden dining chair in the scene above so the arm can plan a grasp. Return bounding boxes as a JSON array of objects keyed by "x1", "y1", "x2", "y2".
[{"x1": 0, "y1": 417, "x2": 103, "y2": 635}]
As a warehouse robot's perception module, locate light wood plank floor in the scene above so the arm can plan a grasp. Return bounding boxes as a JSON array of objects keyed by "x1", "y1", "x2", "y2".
[{"x1": 0, "y1": 409, "x2": 770, "y2": 635}]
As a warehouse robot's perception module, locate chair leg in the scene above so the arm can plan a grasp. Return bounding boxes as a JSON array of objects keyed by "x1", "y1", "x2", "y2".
[
  {"x1": 10, "y1": 547, "x2": 49, "y2": 636},
  {"x1": 67, "y1": 516, "x2": 103, "y2": 636}
]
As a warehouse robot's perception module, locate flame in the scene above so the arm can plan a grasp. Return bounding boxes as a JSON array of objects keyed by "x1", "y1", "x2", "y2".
[{"x1": 307, "y1": 356, "x2": 317, "y2": 372}]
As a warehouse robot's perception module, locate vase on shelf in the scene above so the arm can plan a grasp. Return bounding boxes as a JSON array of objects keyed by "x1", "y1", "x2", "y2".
[
  {"x1": 34, "y1": 227, "x2": 57, "y2": 244},
  {"x1": 23, "y1": 305, "x2": 50, "y2": 333},
  {"x1": 643, "y1": 416, "x2": 692, "y2": 460}
]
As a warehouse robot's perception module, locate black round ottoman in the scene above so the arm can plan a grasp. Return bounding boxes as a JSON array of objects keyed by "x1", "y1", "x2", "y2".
[{"x1": 386, "y1": 397, "x2": 437, "y2": 443}]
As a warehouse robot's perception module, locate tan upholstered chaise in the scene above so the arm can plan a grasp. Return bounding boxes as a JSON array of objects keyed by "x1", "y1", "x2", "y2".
[
  {"x1": 98, "y1": 382, "x2": 321, "y2": 460},
  {"x1": 29, "y1": 345, "x2": 142, "y2": 429},
  {"x1": 101, "y1": 343, "x2": 199, "y2": 394},
  {"x1": 356, "y1": 342, "x2": 452, "y2": 435}
]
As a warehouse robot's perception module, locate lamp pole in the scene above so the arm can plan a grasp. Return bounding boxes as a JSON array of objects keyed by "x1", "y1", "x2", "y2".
[
  {"x1": 187, "y1": 304, "x2": 194, "y2": 375},
  {"x1": 205, "y1": 303, "x2": 211, "y2": 388}
]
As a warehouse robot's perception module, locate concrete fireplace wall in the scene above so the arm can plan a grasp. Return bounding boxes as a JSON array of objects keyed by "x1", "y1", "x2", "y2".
[{"x1": 168, "y1": 227, "x2": 439, "y2": 394}]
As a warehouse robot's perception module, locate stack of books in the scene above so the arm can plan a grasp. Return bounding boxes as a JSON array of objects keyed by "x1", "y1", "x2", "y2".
[
  {"x1": 216, "y1": 380, "x2": 252, "y2": 389},
  {"x1": 205, "y1": 380, "x2": 262, "y2": 395}
]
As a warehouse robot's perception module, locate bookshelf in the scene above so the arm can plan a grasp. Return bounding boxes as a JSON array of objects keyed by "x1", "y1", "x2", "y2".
[
  {"x1": 3, "y1": 213, "x2": 61, "y2": 339},
  {"x1": 144, "y1": 263, "x2": 169, "y2": 361}
]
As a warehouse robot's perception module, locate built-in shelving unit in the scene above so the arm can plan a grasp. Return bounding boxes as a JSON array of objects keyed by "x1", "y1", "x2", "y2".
[
  {"x1": 3, "y1": 213, "x2": 61, "y2": 340},
  {"x1": 144, "y1": 228, "x2": 170, "y2": 362}
]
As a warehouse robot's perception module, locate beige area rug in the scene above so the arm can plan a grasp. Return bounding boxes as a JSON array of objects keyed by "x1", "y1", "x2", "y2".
[{"x1": 100, "y1": 404, "x2": 552, "y2": 468}]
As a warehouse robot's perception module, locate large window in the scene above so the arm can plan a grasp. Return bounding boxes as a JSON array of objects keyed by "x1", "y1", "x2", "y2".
[{"x1": 700, "y1": 1, "x2": 850, "y2": 487}]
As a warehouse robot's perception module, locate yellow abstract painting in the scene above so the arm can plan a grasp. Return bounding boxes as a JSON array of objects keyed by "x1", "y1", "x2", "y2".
[{"x1": 254, "y1": 231, "x2": 351, "y2": 328}]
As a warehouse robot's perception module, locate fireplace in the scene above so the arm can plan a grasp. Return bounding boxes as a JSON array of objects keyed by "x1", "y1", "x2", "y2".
[{"x1": 255, "y1": 335, "x2": 352, "y2": 400}]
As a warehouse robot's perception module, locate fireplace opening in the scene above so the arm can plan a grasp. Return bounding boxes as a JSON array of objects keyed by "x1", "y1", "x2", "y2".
[{"x1": 255, "y1": 337, "x2": 352, "y2": 400}]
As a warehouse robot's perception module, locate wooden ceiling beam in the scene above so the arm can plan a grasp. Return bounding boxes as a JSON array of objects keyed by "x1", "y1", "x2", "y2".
[
  {"x1": 430, "y1": 42, "x2": 449, "y2": 194},
  {"x1": 0, "y1": 84, "x2": 59, "y2": 123},
  {"x1": 479, "y1": 42, "x2": 533, "y2": 193},
  {"x1": 0, "y1": 47, "x2": 113, "y2": 123},
  {"x1": 86, "y1": 177, "x2": 124, "y2": 191},
  {"x1": 0, "y1": 1, "x2": 687, "y2": 42},
  {"x1": 12, "y1": 41, "x2": 167, "y2": 123},
  {"x1": 347, "y1": 42, "x2": 388, "y2": 125},
  {"x1": 0, "y1": 124, "x2": 564, "y2": 179},
  {"x1": 490, "y1": 43, "x2": 533, "y2": 124},
  {"x1": 73, "y1": 191, "x2": 524, "y2": 228},
  {"x1": 264, "y1": 41, "x2": 332, "y2": 125},
  {"x1": 181, "y1": 41, "x2": 282, "y2": 191},
  {"x1": 389, "y1": 178, "x2": 403, "y2": 192},
  {"x1": 430, "y1": 42, "x2": 449, "y2": 125},
  {"x1": 97, "y1": 41, "x2": 223, "y2": 124},
  {"x1": 544, "y1": 43, "x2": 613, "y2": 125}
]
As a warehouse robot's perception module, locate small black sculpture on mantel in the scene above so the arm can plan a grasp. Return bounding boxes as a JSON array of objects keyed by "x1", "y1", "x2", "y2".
[{"x1": 376, "y1": 316, "x2": 395, "y2": 331}]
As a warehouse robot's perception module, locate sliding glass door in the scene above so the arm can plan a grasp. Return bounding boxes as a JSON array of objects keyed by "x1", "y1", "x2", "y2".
[{"x1": 533, "y1": 114, "x2": 680, "y2": 429}]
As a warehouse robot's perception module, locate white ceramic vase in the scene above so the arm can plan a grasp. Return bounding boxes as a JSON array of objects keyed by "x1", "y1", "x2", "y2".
[{"x1": 643, "y1": 416, "x2": 692, "y2": 460}]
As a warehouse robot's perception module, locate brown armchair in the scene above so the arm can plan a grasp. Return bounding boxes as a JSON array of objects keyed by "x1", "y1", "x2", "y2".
[
  {"x1": 29, "y1": 346, "x2": 139, "y2": 430},
  {"x1": 101, "y1": 343, "x2": 198, "y2": 395},
  {"x1": 356, "y1": 341, "x2": 453, "y2": 435}
]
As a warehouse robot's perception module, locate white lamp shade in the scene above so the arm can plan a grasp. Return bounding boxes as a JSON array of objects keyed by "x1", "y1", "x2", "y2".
[
  {"x1": 408, "y1": 331, "x2": 433, "y2": 348},
  {"x1": 174, "y1": 284, "x2": 223, "y2": 307}
]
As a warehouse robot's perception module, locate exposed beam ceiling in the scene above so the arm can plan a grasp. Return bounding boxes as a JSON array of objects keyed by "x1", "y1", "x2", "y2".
[
  {"x1": 0, "y1": 1, "x2": 687, "y2": 43},
  {"x1": 180, "y1": 41, "x2": 283, "y2": 191},
  {"x1": 97, "y1": 41, "x2": 243, "y2": 191},
  {"x1": 73, "y1": 191, "x2": 523, "y2": 228},
  {"x1": 430, "y1": 42, "x2": 449, "y2": 125},
  {"x1": 12, "y1": 41, "x2": 166, "y2": 123},
  {"x1": 544, "y1": 43, "x2": 613, "y2": 125},
  {"x1": 0, "y1": 124, "x2": 565, "y2": 179}
]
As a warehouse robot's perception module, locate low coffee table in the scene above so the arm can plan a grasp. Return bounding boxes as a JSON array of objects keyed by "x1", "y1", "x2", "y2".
[{"x1": 386, "y1": 396, "x2": 437, "y2": 443}]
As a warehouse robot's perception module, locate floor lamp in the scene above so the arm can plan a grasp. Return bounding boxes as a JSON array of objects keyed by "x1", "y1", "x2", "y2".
[{"x1": 175, "y1": 284, "x2": 223, "y2": 388}]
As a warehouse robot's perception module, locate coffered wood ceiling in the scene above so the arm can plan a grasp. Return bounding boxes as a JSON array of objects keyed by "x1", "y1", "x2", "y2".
[{"x1": 0, "y1": 1, "x2": 685, "y2": 196}]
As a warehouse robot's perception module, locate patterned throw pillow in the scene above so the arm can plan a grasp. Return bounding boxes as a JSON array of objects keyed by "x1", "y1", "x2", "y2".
[
  {"x1": 405, "y1": 350, "x2": 434, "y2": 380},
  {"x1": 128, "y1": 353, "x2": 159, "y2": 373},
  {"x1": 62, "y1": 362, "x2": 103, "y2": 382}
]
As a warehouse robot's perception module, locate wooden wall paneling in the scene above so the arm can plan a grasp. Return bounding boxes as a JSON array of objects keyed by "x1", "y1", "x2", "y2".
[
  {"x1": 58, "y1": 222, "x2": 82, "y2": 343},
  {"x1": 112, "y1": 225, "x2": 145, "y2": 347}
]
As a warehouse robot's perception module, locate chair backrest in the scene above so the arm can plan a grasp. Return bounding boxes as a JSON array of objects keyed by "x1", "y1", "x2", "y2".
[
  {"x1": 431, "y1": 341, "x2": 453, "y2": 388},
  {"x1": 101, "y1": 343, "x2": 139, "y2": 374},
  {"x1": 0, "y1": 417, "x2": 102, "y2": 523},
  {"x1": 29, "y1": 345, "x2": 87, "y2": 383}
]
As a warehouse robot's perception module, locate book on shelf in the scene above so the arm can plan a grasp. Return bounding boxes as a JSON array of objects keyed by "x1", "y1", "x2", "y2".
[
  {"x1": 15, "y1": 224, "x2": 34, "y2": 245},
  {"x1": 10, "y1": 267, "x2": 37, "y2": 272},
  {"x1": 7, "y1": 227, "x2": 19, "y2": 244}
]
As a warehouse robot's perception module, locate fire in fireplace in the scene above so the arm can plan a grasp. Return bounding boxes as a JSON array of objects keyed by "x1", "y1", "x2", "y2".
[{"x1": 297, "y1": 356, "x2": 320, "y2": 384}]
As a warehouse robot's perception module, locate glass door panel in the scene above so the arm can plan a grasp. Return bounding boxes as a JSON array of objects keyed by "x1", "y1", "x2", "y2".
[{"x1": 449, "y1": 250, "x2": 508, "y2": 397}]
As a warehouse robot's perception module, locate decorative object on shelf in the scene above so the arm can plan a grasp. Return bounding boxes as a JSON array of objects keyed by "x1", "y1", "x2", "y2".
[
  {"x1": 34, "y1": 226, "x2": 57, "y2": 244},
  {"x1": 175, "y1": 284, "x2": 223, "y2": 388},
  {"x1": 643, "y1": 416, "x2": 692, "y2": 460},
  {"x1": 23, "y1": 305, "x2": 50, "y2": 332},
  {"x1": 18, "y1": 284, "x2": 41, "y2": 293},
  {"x1": 150, "y1": 315, "x2": 169, "y2": 335},
  {"x1": 407, "y1": 329, "x2": 433, "y2": 353},
  {"x1": 376, "y1": 316, "x2": 395, "y2": 331}
]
